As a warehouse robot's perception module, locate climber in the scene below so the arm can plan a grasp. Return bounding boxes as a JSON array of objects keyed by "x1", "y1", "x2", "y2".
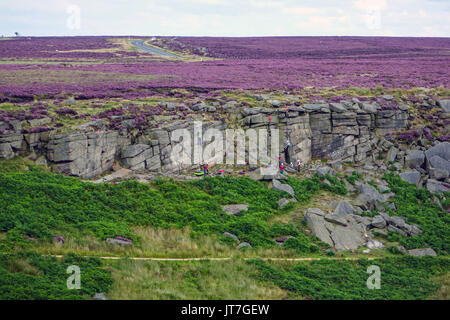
[
  {"x1": 280, "y1": 162, "x2": 285, "y2": 174},
  {"x1": 296, "y1": 159, "x2": 302, "y2": 172}
]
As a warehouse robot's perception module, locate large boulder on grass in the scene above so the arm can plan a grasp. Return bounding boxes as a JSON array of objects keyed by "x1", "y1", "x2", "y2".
[
  {"x1": 221, "y1": 204, "x2": 249, "y2": 216},
  {"x1": 399, "y1": 170, "x2": 421, "y2": 186},
  {"x1": 272, "y1": 179, "x2": 295, "y2": 197},
  {"x1": 408, "y1": 248, "x2": 437, "y2": 257}
]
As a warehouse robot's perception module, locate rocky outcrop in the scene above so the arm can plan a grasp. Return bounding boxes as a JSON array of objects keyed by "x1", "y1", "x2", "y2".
[
  {"x1": 0, "y1": 99, "x2": 410, "y2": 179},
  {"x1": 304, "y1": 207, "x2": 371, "y2": 251}
]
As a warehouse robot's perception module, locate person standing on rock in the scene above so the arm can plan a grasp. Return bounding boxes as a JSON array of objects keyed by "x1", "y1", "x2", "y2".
[
  {"x1": 297, "y1": 159, "x2": 302, "y2": 172},
  {"x1": 280, "y1": 163, "x2": 285, "y2": 174}
]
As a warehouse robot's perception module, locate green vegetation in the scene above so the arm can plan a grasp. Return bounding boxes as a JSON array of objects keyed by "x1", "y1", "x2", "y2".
[
  {"x1": 249, "y1": 256, "x2": 449, "y2": 300},
  {"x1": 0, "y1": 165, "x2": 340, "y2": 252},
  {"x1": 0, "y1": 251, "x2": 112, "y2": 300},
  {"x1": 108, "y1": 258, "x2": 289, "y2": 300},
  {"x1": 383, "y1": 173, "x2": 450, "y2": 255},
  {"x1": 345, "y1": 171, "x2": 363, "y2": 185}
]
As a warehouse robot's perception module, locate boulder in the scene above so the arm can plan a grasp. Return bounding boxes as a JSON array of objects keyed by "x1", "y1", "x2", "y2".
[
  {"x1": 221, "y1": 204, "x2": 249, "y2": 216},
  {"x1": 428, "y1": 155, "x2": 450, "y2": 179},
  {"x1": 237, "y1": 242, "x2": 252, "y2": 250},
  {"x1": 222, "y1": 232, "x2": 239, "y2": 242},
  {"x1": 93, "y1": 293, "x2": 108, "y2": 300},
  {"x1": 272, "y1": 179, "x2": 295, "y2": 197},
  {"x1": 405, "y1": 150, "x2": 425, "y2": 169},
  {"x1": 408, "y1": 248, "x2": 437, "y2": 257},
  {"x1": 371, "y1": 215, "x2": 386, "y2": 229},
  {"x1": 248, "y1": 167, "x2": 288, "y2": 181},
  {"x1": 316, "y1": 166, "x2": 335, "y2": 177},
  {"x1": 306, "y1": 208, "x2": 325, "y2": 217},
  {"x1": 354, "y1": 184, "x2": 385, "y2": 210},
  {"x1": 437, "y1": 100, "x2": 450, "y2": 113},
  {"x1": 425, "y1": 142, "x2": 450, "y2": 161},
  {"x1": 361, "y1": 103, "x2": 377, "y2": 113},
  {"x1": 278, "y1": 198, "x2": 291, "y2": 209},
  {"x1": 304, "y1": 211, "x2": 334, "y2": 247},
  {"x1": 387, "y1": 225, "x2": 407, "y2": 236},
  {"x1": 426, "y1": 179, "x2": 450, "y2": 194},
  {"x1": 399, "y1": 170, "x2": 421, "y2": 186},
  {"x1": 385, "y1": 146, "x2": 399, "y2": 163},
  {"x1": 327, "y1": 221, "x2": 368, "y2": 251},
  {"x1": 329, "y1": 103, "x2": 346, "y2": 113},
  {"x1": 333, "y1": 200, "x2": 355, "y2": 215},
  {"x1": 106, "y1": 237, "x2": 133, "y2": 247},
  {"x1": 366, "y1": 239, "x2": 384, "y2": 249},
  {"x1": 324, "y1": 212, "x2": 348, "y2": 226}
]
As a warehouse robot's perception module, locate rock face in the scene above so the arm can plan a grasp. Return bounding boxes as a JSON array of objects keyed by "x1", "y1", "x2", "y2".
[
  {"x1": 47, "y1": 131, "x2": 120, "y2": 178},
  {"x1": 221, "y1": 204, "x2": 249, "y2": 216},
  {"x1": 0, "y1": 100, "x2": 410, "y2": 179}
]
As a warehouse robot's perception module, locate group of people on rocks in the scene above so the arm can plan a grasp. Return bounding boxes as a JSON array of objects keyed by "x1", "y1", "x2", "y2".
[{"x1": 278, "y1": 156, "x2": 302, "y2": 174}]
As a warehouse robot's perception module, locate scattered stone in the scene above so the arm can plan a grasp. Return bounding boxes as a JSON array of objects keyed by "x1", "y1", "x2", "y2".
[
  {"x1": 106, "y1": 237, "x2": 133, "y2": 247},
  {"x1": 237, "y1": 242, "x2": 252, "y2": 250},
  {"x1": 306, "y1": 208, "x2": 325, "y2": 216},
  {"x1": 325, "y1": 212, "x2": 348, "y2": 226},
  {"x1": 316, "y1": 166, "x2": 335, "y2": 177},
  {"x1": 426, "y1": 179, "x2": 450, "y2": 194},
  {"x1": 222, "y1": 232, "x2": 239, "y2": 242},
  {"x1": 366, "y1": 239, "x2": 384, "y2": 249},
  {"x1": 399, "y1": 170, "x2": 421, "y2": 186},
  {"x1": 371, "y1": 215, "x2": 386, "y2": 229},
  {"x1": 278, "y1": 198, "x2": 291, "y2": 209},
  {"x1": 405, "y1": 150, "x2": 425, "y2": 170},
  {"x1": 425, "y1": 142, "x2": 450, "y2": 162},
  {"x1": 272, "y1": 179, "x2": 295, "y2": 197},
  {"x1": 333, "y1": 200, "x2": 355, "y2": 215},
  {"x1": 385, "y1": 146, "x2": 398, "y2": 163},
  {"x1": 408, "y1": 248, "x2": 437, "y2": 257},
  {"x1": 437, "y1": 100, "x2": 450, "y2": 113},
  {"x1": 93, "y1": 293, "x2": 108, "y2": 300},
  {"x1": 221, "y1": 204, "x2": 249, "y2": 216}
]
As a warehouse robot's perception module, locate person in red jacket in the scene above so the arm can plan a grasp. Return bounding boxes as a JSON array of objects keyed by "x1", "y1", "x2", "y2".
[{"x1": 280, "y1": 163, "x2": 285, "y2": 174}]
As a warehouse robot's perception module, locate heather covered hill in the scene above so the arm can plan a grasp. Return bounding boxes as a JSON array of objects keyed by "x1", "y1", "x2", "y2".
[{"x1": 0, "y1": 36, "x2": 449, "y2": 99}]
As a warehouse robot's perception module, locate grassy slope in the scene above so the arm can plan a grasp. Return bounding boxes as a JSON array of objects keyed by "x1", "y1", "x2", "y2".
[{"x1": 0, "y1": 159, "x2": 448, "y2": 299}]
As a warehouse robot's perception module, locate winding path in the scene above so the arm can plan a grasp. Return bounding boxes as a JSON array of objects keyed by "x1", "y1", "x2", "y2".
[
  {"x1": 131, "y1": 40, "x2": 181, "y2": 58},
  {"x1": 51, "y1": 254, "x2": 378, "y2": 261}
]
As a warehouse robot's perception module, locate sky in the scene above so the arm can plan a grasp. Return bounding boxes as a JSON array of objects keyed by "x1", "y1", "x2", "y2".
[{"x1": 0, "y1": 0, "x2": 449, "y2": 37}]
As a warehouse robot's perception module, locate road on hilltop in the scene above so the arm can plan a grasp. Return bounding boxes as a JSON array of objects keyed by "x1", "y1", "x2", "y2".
[{"x1": 131, "y1": 39, "x2": 181, "y2": 58}]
